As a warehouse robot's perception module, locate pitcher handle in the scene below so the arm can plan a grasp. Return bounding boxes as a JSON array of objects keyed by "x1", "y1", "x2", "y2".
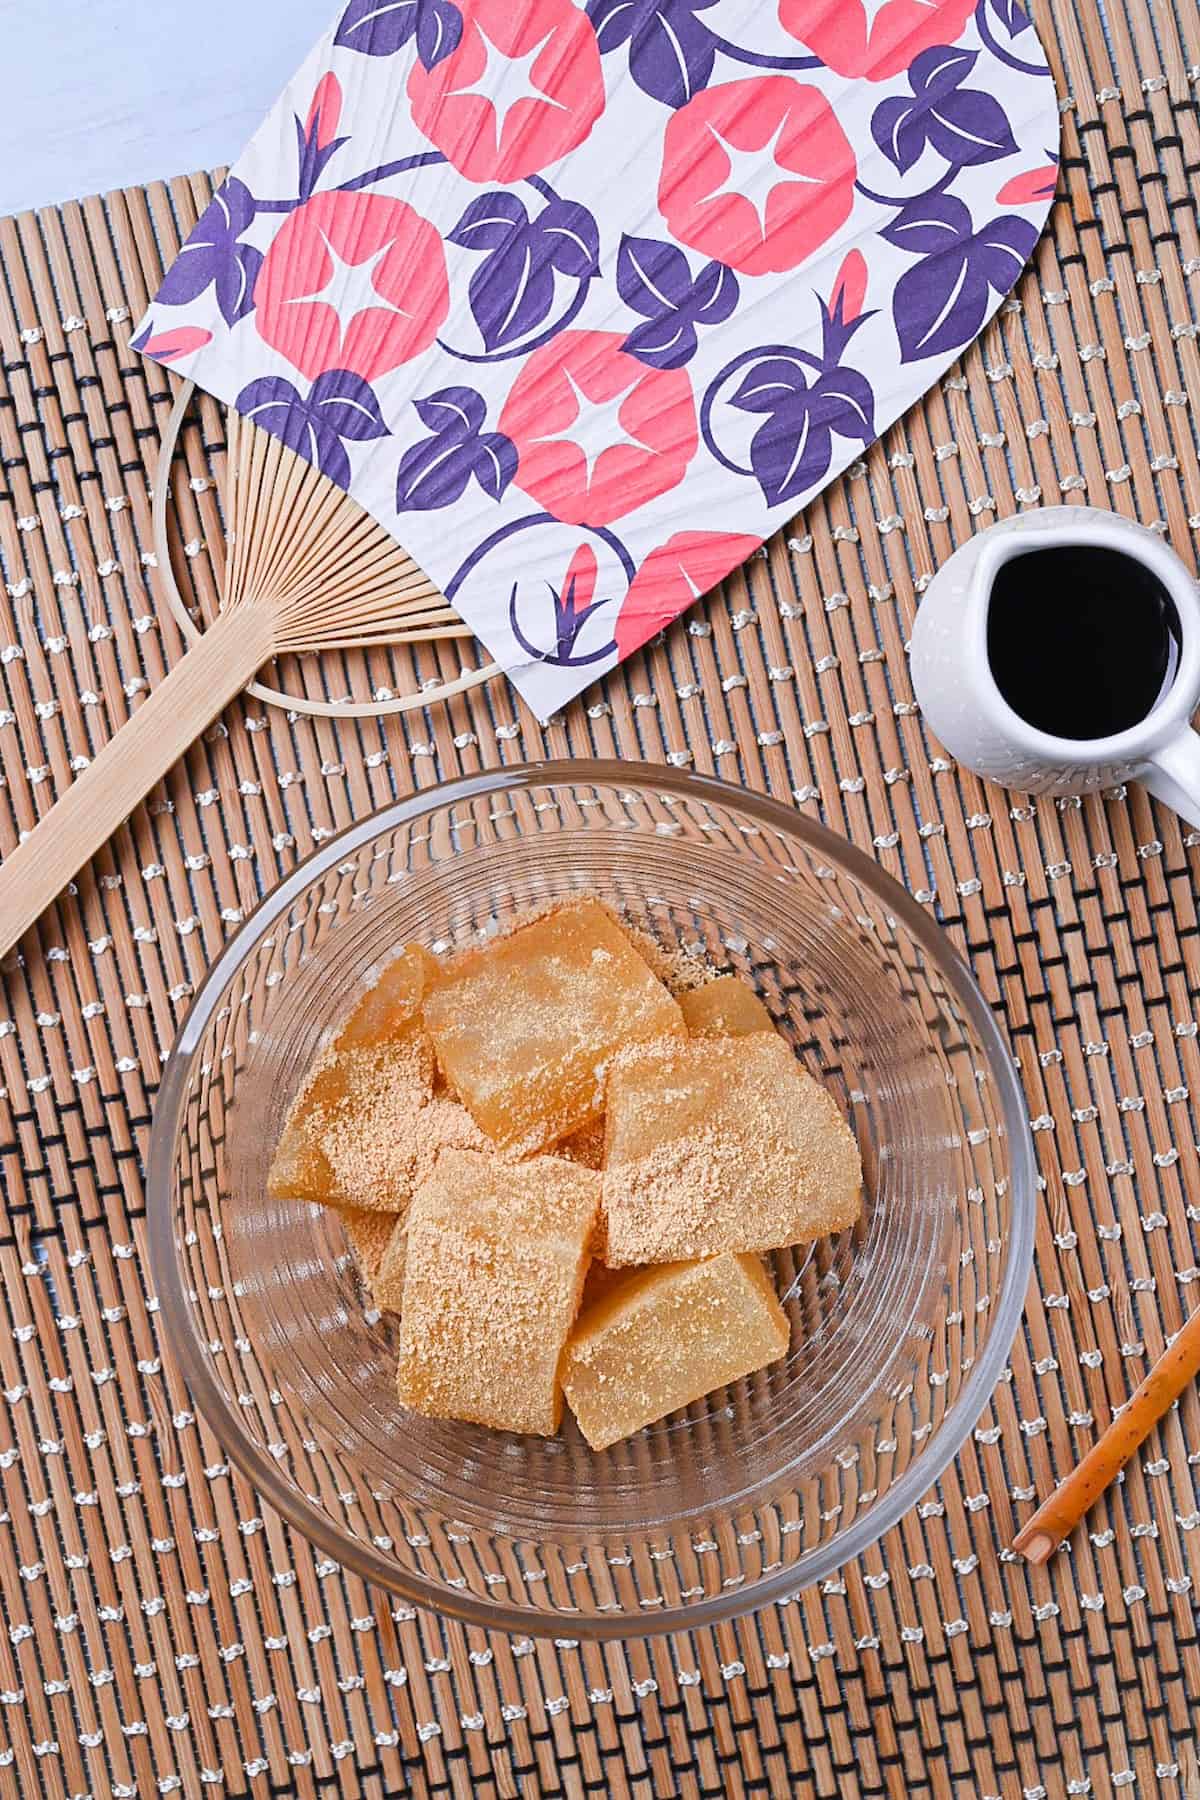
[{"x1": 1142, "y1": 729, "x2": 1200, "y2": 831}]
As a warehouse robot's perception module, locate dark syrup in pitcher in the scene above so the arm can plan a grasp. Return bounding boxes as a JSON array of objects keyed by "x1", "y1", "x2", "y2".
[{"x1": 986, "y1": 544, "x2": 1182, "y2": 740}]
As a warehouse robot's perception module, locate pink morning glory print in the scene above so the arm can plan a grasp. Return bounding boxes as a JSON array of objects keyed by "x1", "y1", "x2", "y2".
[
  {"x1": 499, "y1": 331, "x2": 698, "y2": 527},
  {"x1": 658, "y1": 78, "x2": 857, "y2": 277}
]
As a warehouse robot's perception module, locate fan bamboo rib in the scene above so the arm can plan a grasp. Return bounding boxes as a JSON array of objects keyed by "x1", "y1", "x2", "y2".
[
  {"x1": 150, "y1": 382, "x2": 500, "y2": 719},
  {"x1": 0, "y1": 407, "x2": 496, "y2": 958},
  {"x1": 223, "y1": 410, "x2": 448, "y2": 646}
]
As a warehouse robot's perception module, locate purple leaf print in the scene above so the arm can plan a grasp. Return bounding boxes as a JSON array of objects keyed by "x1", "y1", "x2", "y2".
[
  {"x1": 870, "y1": 96, "x2": 927, "y2": 177},
  {"x1": 923, "y1": 88, "x2": 1019, "y2": 167},
  {"x1": 871, "y1": 45, "x2": 1017, "y2": 174},
  {"x1": 749, "y1": 409, "x2": 833, "y2": 509},
  {"x1": 618, "y1": 234, "x2": 738, "y2": 369},
  {"x1": 535, "y1": 200, "x2": 601, "y2": 279},
  {"x1": 473, "y1": 432, "x2": 519, "y2": 501},
  {"x1": 237, "y1": 370, "x2": 389, "y2": 489},
  {"x1": 308, "y1": 371, "x2": 390, "y2": 441},
  {"x1": 910, "y1": 45, "x2": 979, "y2": 95},
  {"x1": 972, "y1": 213, "x2": 1041, "y2": 288},
  {"x1": 396, "y1": 433, "x2": 484, "y2": 510},
  {"x1": 449, "y1": 191, "x2": 599, "y2": 355},
  {"x1": 987, "y1": 0, "x2": 1033, "y2": 35},
  {"x1": 413, "y1": 387, "x2": 487, "y2": 435},
  {"x1": 335, "y1": 0, "x2": 462, "y2": 66},
  {"x1": 880, "y1": 193, "x2": 974, "y2": 255},
  {"x1": 618, "y1": 235, "x2": 694, "y2": 315},
  {"x1": 397, "y1": 386, "x2": 516, "y2": 511},
  {"x1": 892, "y1": 250, "x2": 988, "y2": 363},
  {"x1": 689, "y1": 258, "x2": 739, "y2": 320},
  {"x1": 811, "y1": 368, "x2": 876, "y2": 440},
  {"x1": 624, "y1": 312, "x2": 702, "y2": 366},
  {"x1": 157, "y1": 178, "x2": 262, "y2": 326},
  {"x1": 336, "y1": 0, "x2": 418, "y2": 52},
  {"x1": 731, "y1": 354, "x2": 875, "y2": 508},
  {"x1": 416, "y1": 0, "x2": 463, "y2": 67},
  {"x1": 730, "y1": 356, "x2": 812, "y2": 414},
  {"x1": 217, "y1": 244, "x2": 264, "y2": 328},
  {"x1": 448, "y1": 191, "x2": 529, "y2": 252},
  {"x1": 194, "y1": 177, "x2": 251, "y2": 240},
  {"x1": 890, "y1": 211, "x2": 1037, "y2": 363},
  {"x1": 238, "y1": 376, "x2": 351, "y2": 489},
  {"x1": 471, "y1": 237, "x2": 556, "y2": 351},
  {"x1": 587, "y1": 0, "x2": 717, "y2": 109}
]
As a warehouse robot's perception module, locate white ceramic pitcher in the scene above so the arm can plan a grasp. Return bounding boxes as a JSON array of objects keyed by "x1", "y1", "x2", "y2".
[{"x1": 908, "y1": 506, "x2": 1200, "y2": 828}]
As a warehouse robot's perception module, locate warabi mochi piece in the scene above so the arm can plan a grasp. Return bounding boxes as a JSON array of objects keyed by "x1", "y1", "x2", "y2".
[
  {"x1": 371, "y1": 1215, "x2": 409, "y2": 1314},
  {"x1": 422, "y1": 899, "x2": 684, "y2": 1154},
  {"x1": 562, "y1": 1252, "x2": 790, "y2": 1451},
  {"x1": 267, "y1": 1036, "x2": 481, "y2": 1214},
  {"x1": 267, "y1": 941, "x2": 441, "y2": 1208},
  {"x1": 556, "y1": 1116, "x2": 606, "y2": 1170},
  {"x1": 603, "y1": 1032, "x2": 862, "y2": 1266},
  {"x1": 396, "y1": 1147, "x2": 601, "y2": 1435},
  {"x1": 335, "y1": 941, "x2": 439, "y2": 1051},
  {"x1": 268, "y1": 1060, "x2": 346, "y2": 1201},
  {"x1": 335, "y1": 1205, "x2": 400, "y2": 1290},
  {"x1": 319, "y1": 1039, "x2": 483, "y2": 1214},
  {"x1": 680, "y1": 974, "x2": 774, "y2": 1039}
]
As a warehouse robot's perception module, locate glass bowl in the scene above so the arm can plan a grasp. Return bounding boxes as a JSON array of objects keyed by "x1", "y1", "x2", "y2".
[{"x1": 148, "y1": 762, "x2": 1034, "y2": 1636}]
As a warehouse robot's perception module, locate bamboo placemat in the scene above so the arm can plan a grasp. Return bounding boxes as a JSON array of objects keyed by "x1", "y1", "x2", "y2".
[{"x1": 2, "y1": 0, "x2": 1200, "y2": 1791}]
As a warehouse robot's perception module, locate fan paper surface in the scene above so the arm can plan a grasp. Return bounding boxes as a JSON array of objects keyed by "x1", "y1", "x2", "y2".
[{"x1": 136, "y1": 0, "x2": 1059, "y2": 720}]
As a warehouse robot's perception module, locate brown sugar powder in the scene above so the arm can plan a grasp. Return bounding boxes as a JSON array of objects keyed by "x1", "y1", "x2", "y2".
[
  {"x1": 319, "y1": 1036, "x2": 485, "y2": 1213},
  {"x1": 422, "y1": 898, "x2": 684, "y2": 1155},
  {"x1": 397, "y1": 1148, "x2": 601, "y2": 1435},
  {"x1": 448, "y1": 894, "x2": 719, "y2": 996},
  {"x1": 603, "y1": 1032, "x2": 862, "y2": 1265}
]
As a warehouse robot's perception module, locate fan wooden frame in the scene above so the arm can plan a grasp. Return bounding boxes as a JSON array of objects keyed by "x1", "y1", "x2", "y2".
[{"x1": 151, "y1": 379, "x2": 501, "y2": 720}]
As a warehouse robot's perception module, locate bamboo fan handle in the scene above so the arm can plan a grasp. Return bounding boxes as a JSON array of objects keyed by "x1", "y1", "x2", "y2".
[{"x1": 0, "y1": 605, "x2": 275, "y2": 960}]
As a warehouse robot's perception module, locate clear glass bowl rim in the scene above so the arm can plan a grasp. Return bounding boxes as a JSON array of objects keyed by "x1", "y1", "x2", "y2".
[{"x1": 147, "y1": 759, "x2": 1036, "y2": 1637}]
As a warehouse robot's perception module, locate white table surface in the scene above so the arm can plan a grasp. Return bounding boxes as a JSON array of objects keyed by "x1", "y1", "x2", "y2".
[{"x1": 0, "y1": 0, "x2": 335, "y2": 216}]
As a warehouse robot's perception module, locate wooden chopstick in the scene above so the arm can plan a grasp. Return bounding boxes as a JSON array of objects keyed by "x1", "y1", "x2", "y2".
[{"x1": 1013, "y1": 1304, "x2": 1200, "y2": 1564}]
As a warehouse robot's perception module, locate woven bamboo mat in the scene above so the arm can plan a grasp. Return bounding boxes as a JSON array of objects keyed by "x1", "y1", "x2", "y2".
[{"x1": 2, "y1": 0, "x2": 1200, "y2": 1791}]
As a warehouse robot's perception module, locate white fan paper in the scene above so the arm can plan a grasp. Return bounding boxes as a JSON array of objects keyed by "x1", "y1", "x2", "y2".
[{"x1": 136, "y1": 0, "x2": 1059, "y2": 719}]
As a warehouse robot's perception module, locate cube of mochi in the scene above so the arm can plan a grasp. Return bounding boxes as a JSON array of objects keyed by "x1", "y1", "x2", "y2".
[
  {"x1": 603, "y1": 1032, "x2": 862, "y2": 1266},
  {"x1": 422, "y1": 899, "x2": 684, "y2": 1155},
  {"x1": 268, "y1": 1035, "x2": 482, "y2": 1214},
  {"x1": 680, "y1": 974, "x2": 774, "y2": 1038},
  {"x1": 556, "y1": 1117, "x2": 606, "y2": 1170},
  {"x1": 370, "y1": 1214, "x2": 409, "y2": 1313},
  {"x1": 267, "y1": 943, "x2": 481, "y2": 1213},
  {"x1": 335, "y1": 1205, "x2": 400, "y2": 1291},
  {"x1": 268, "y1": 1059, "x2": 350, "y2": 1202},
  {"x1": 335, "y1": 942, "x2": 440, "y2": 1051},
  {"x1": 396, "y1": 1148, "x2": 601, "y2": 1435},
  {"x1": 269, "y1": 936, "x2": 444, "y2": 1202},
  {"x1": 562, "y1": 1252, "x2": 790, "y2": 1450}
]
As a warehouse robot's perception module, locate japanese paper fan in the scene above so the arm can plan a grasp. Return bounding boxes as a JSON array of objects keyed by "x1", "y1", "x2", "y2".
[
  {"x1": 0, "y1": 0, "x2": 1060, "y2": 953},
  {"x1": 135, "y1": 0, "x2": 1057, "y2": 726}
]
